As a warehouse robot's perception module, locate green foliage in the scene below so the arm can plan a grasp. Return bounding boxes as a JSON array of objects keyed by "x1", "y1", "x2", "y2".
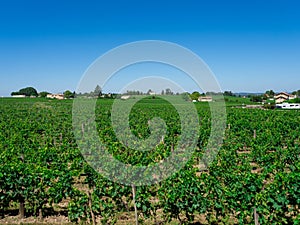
[
  {"x1": 265, "y1": 90, "x2": 275, "y2": 97},
  {"x1": 11, "y1": 86, "x2": 38, "y2": 97},
  {"x1": 288, "y1": 98, "x2": 300, "y2": 103},
  {"x1": 263, "y1": 103, "x2": 276, "y2": 109},
  {"x1": 250, "y1": 95, "x2": 263, "y2": 102},
  {"x1": 63, "y1": 90, "x2": 75, "y2": 99},
  {"x1": 165, "y1": 88, "x2": 174, "y2": 95},
  {"x1": 190, "y1": 91, "x2": 201, "y2": 100},
  {"x1": 39, "y1": 91, "x2": 50, "y2": 98},
  {"x1": 292, "y1": 89, "x2": 300, "y2": 97},
  {"x1": 223, "y1": 90, "x2": 234, "y2": 96},
  {"x1": 93, "y1": 85, "x2": 102, "y2": 97},
  {"x1": 0, "y1": 97, "x2": 299, "y2": 224}
]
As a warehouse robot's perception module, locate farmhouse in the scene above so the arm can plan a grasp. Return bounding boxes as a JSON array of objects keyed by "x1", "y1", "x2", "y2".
[
  {"x1": 198, "y1": 96, "x2": 213, "y2": 102},
  {"x1": 46, "y1": 94, "x2": 64, "y2": 100},
  {"x1": 274, "y1": 92, "x2": 296, "y2": 103}
]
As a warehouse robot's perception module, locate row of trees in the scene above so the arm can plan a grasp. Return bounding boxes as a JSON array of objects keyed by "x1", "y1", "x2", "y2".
[
  {"x1": 122, "y1": 88, "x2": 177, "y2": 95},
  {"x1": 87, "y1": 87, "x2": 234, "y2": 98},
  {"x1": 11, "y1": 87, "x2": 75, "y2": 99},
  {"x1": 11, "y1": 87, "x2": 38, "y2": 97},
  {"x1": 11, "y1": 86, "x2": 300, "y2": 101},
  {"x1": 292, "y1": 89, "x2": 300, "y2": 97}
]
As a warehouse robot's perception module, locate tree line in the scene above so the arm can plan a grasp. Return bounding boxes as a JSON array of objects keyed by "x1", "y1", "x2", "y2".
[{"x1": 10, "y1": 86, "x2": 300, "y2": 102}]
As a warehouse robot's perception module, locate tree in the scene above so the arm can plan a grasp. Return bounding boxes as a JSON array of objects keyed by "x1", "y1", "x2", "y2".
[
  {"x1": 125, "y1": 90, "x2": 143, "y2": 95},
  {"x1": 165, "y1": 88, "x2": 173, "y2": 95},
  {"x1": 265, "y1": 90, "x2": 275, "y2": 97},
  {"x1": 206, "y1": 91, "x2": 222, "y2": 95},
  {"x1": 11, "y1": 91, "x2": 20, "y2": 96},
  {"x1": 39, "y1": 91, "x2": 50, "y2": 98},
  {"x1": 190, "y1": 91, "x2": 201, "y2": 100},
  {"x1": 161, "y1": 90, "x2": 165, "y2": 95},
  {"x1": 20, "y1": 87, "x2": 38, "y2": 96},
  {"x1": 64, "y1": 90, "x2": 75, "y2": 99},
  {"x1": 292, "y1": 90, "x2": 300, "y2": 97},
  {"x1": 11, "y1": 87, "x2": 38, "y2": 97},
  {"x1": 181, "y1": 92, "x2": 190, "y2": 101},
  {"x1": 250, "y1": 95, "x2": 262, "y2": 102},
  {"x1": 93, "y1": 85, "x2": 102, "y2": 98},
  {"x1": 224, "y1": 91, "x2": 233, "y2": 96}
]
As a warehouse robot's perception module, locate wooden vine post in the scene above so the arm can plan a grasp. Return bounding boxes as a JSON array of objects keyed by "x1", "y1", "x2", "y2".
[
  {"x1": 254, "y1": 207, "x2": 259, "y2": 225},
  {"x1": 132, "y1": 185, "x2": 139, "y2": 225},
  {"x1": 88, "y1": 191, "x2": 96, "y2": 225}
]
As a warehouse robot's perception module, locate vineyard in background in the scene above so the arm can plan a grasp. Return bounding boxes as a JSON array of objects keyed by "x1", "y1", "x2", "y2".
[{"x1": 0, "y1": 97, "x2": 299, "y2": 224}]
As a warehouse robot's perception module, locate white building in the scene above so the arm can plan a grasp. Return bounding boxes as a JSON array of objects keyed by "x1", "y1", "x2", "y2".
[
  {"x1": 276, "y1": 102, "x2": 300, "y2": 109},
  {"x1": 198, "y1": 96, "x2": 213, "y2": 102},
  {"x1": 46, "y1": 94, "x2": 64, "y2": 100},
  {"x1": 12, "y1": 95, "x2": 26, "y2": 98}
]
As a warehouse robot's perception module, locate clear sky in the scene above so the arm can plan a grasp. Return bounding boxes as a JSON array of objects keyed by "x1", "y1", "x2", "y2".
[{"x1": 0, "y1": 0, "x2": 299, "y2": 96}]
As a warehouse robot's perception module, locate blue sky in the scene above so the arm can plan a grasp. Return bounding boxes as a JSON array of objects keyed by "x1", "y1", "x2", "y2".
[{"x1": 0, "y1": 0, "x2": 299, "y2": 96}]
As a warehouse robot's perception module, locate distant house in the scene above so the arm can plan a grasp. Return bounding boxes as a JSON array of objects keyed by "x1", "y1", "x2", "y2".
[
  {"x1": 274, "y1": 92, "x2": 296, "y2": 103},
  {"x1": 46, "y1": 94, "x2": 65, "y2": 100},
  {"x1": 198, "y1": 96, "x2": 213, "y2": 102},
  {"x1": 120, "y1": 95, "x2": 130, "y2": 100},
  {"x1": 12, "y1": 95, "x2": 26, "y2": 98}
]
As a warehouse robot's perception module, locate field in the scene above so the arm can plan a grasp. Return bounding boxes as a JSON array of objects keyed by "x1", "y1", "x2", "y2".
[{"x1": 0, "y1": 97, "x2": 299, "y2": 224}]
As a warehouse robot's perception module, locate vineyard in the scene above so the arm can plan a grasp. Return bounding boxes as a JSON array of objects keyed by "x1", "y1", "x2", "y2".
[{"x1": 0, "y1": 97, "x2": 299, "y2": 224}]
